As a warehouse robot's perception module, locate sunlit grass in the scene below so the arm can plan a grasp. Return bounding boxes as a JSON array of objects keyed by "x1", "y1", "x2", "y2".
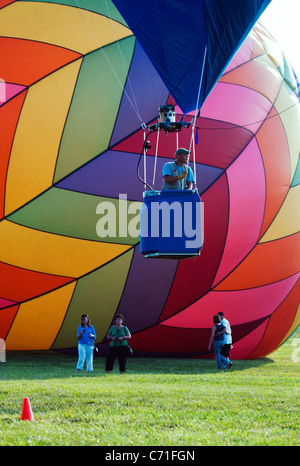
[{"x1": 0, "y1": 329, "x2": 299, "y2": 446}]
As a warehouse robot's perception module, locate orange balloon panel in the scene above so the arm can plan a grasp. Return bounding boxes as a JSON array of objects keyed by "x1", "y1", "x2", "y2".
[
  {"x1": 215, "y1": 234, "x2": 300, "y2": 290},
  {"x1": 0, "y1": 37, "x2": 82, "y2": 86}
]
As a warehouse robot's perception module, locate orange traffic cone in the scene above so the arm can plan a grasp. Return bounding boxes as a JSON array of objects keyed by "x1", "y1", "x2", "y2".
[{"x1": 20, "y1": 397, "x2": 34, "y2": 421}]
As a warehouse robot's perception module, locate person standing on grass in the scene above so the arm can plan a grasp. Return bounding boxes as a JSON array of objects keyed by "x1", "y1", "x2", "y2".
[
  {"x1": 208, "y1": 315, "x2": 230, "y2": 370},
  {"x1": 76, "y1": 314, "x2": 96, "y2": 373},
  {"x1": 218, "y1": 312, "x2": 233, "y2": 369},
  {"x1": 105, "y1": 314, "x2": 131, "y2": 374}
]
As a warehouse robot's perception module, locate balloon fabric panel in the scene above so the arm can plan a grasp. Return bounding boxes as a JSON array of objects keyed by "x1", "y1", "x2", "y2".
[
  {"x1": 113, "y1": 116, "x2": 254, "y2": 170},
  {"x1": 215, "y1": 235, "x2": 300, "y2": 290},
  {"x1": 127, "y1": 318, "x2": 268, "y2": 356},
  {"x1": 0, "y1": 37, "x2": 82, "y2": 86},
  {"x1": 213, "y1": 139, "x2": 266, "y2": 285},
  {"x1": 291, "y1": 157, "x2": 300, "y2": 187},
  {"x1": 0, "y1": 220, "x2": 131, "y2": 277},
  {"x1": 220, "y1": 59, "x2": 283, "y2": 104},
  {"x1": 52, "y1": 249, "x2": 134, "y2": 350},
  {"x1": 9, "y1": 188, "x2": 141, "y2": 245},
  {"x1": 115, "y1": 246, "x2": 178, "y2": 334},
  {"x1": 159, "y1": 174, "x2": 229, "y2": 322},
  {"x1": 162, "y1": 274, "x2": 300, "y2": 329},
  {"x1": 0, "y1": 298, "x2": 16, "y2": 309},
  {"x1": 0, "y1": 2, "x2": 131, "y2": 54},
  {"x1": 249, "y1": 278, "x2": 300, "y2": 358},
  {"x1": 0, "y1": 92, "x2": 27, "y2": 218},
  {"x1": 5, "y1": 61, "x2": 82, "y2": 215},
  {"x1": 5, "y1": 282, "x2": 76, "y2": 350},
  {"x1": 54, "y1": 38, "x2": 135, "y2": 182},
  {"x1": 230, "y1": 322, "x2": 269, "y2": 360},
  {"x1": 111, "y1": 0, "x2": 272, "y2": 112},
  {"x1": 57, "y1": 150, "x2": 147, "y2": 201},
  {"x1": 262, "y1": 186, "x2": 300, "y2": 242},
  {"x1": 0, "y1": 261, "x2": 73, "y2": 302},
  {"x1": 0, "y1": 305, "x2": 19, "y2": 342},
  {"x1": 256, "y1": 107, "x2": 291, "y2": 239},
  {"x1": 200, "y1": 82, "x2": 273, "y2": 133},
  {"x1": 110, "y1": 40, "x2": 170, "y2": 147},
  {"x1": 17, "y1": 0, "x2": 128, "y2": 25},
  {"x1": 0, "y1": 0, "x2": 16, "y2": 8},
  {"x1": 0, "y1": 0, "x2": 299, "y2": 358}
]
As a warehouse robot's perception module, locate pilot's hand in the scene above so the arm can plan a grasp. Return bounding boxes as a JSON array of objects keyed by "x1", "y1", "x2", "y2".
[{"x1": 178, "y1": 170, "x2": 187, "y2": 180}]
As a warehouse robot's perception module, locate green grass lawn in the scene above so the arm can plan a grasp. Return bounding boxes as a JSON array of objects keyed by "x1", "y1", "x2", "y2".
[{"x1": 0, "y1": 330, "x2": 299, "y2": 446}]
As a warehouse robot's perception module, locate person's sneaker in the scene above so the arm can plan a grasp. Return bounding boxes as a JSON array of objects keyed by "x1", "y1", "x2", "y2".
[{"x1": 226, "y1": 362, "x2": 233, "y2": 369}]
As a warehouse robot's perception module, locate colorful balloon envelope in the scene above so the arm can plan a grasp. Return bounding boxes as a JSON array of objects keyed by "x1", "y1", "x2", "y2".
[{"x1": 0, "y1": 1, "x2": 299, "y2": 358}]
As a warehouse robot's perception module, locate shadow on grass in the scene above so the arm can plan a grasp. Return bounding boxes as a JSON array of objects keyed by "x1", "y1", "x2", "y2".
[{"x1": 0, "y1": 350, "x2": 274, "y2": 380}]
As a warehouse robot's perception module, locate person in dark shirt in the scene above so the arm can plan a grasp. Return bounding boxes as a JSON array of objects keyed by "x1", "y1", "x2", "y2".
[
  {"x1": 208, "y1": 315, "x2": 230, "y2": 369},
  {"x1": 105, "y1": 314, "x2": 131, "y2": 373}
]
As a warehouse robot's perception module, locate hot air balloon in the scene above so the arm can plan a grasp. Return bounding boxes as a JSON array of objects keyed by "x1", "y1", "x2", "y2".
[
  {"x1": 115, "y1": 0, "x2": 273, "y2": 259},
  {"x1": 0, "y1": 0, "x2": 299, "y2": 358}
]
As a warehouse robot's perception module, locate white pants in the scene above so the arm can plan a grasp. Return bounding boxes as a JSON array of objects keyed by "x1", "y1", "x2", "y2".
[{"x1": 76, "y1": 344, "x2": 94, "y2": 371}]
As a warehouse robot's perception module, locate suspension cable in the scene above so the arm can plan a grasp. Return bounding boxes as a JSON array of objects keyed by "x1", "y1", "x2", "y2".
[
  {"x1": 186, "y1": 46, "x2": 207, "y2": 187},
  {"x1": 136, "y1": 129, "x2": 156, "y2": 191},
  {"x1": 73, "y1": 0, "x2": 145, "y2": 126}
]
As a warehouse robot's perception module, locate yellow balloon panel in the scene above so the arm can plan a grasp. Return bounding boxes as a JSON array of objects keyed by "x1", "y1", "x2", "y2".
[
  {"x1": 274, "y1": 87, "x2": 300, "y2": 181},
  {"x1": 260, "y1": 185, "x2": 300, "y2": 242},
  {"x1": 5, "y1": 281, "x2": 76, "y2": 350},
  {"x1": 0, "y1": 1, "x2": 132, "y2": 54},
  {"x1": 283, "y1": 303, "x2": 300, "y2": 342},
  {"x1": 5, "y1": 60, "x2": 82, "y2": 216},
  {"x1": 0, "y1": 220, "x2": 132, "y2": 277},
  {"x1": 253, "y1": 22, "x2": 285, "y2": 71}
]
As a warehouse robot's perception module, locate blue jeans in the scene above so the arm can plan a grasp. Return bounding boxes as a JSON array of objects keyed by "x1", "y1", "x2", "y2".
[
  {"x1": 77, "y1": 344, "x2": 94, "y2": 371},
  {"x1": 214, "y1": 341, "x2": 228, "y2": 369}
]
